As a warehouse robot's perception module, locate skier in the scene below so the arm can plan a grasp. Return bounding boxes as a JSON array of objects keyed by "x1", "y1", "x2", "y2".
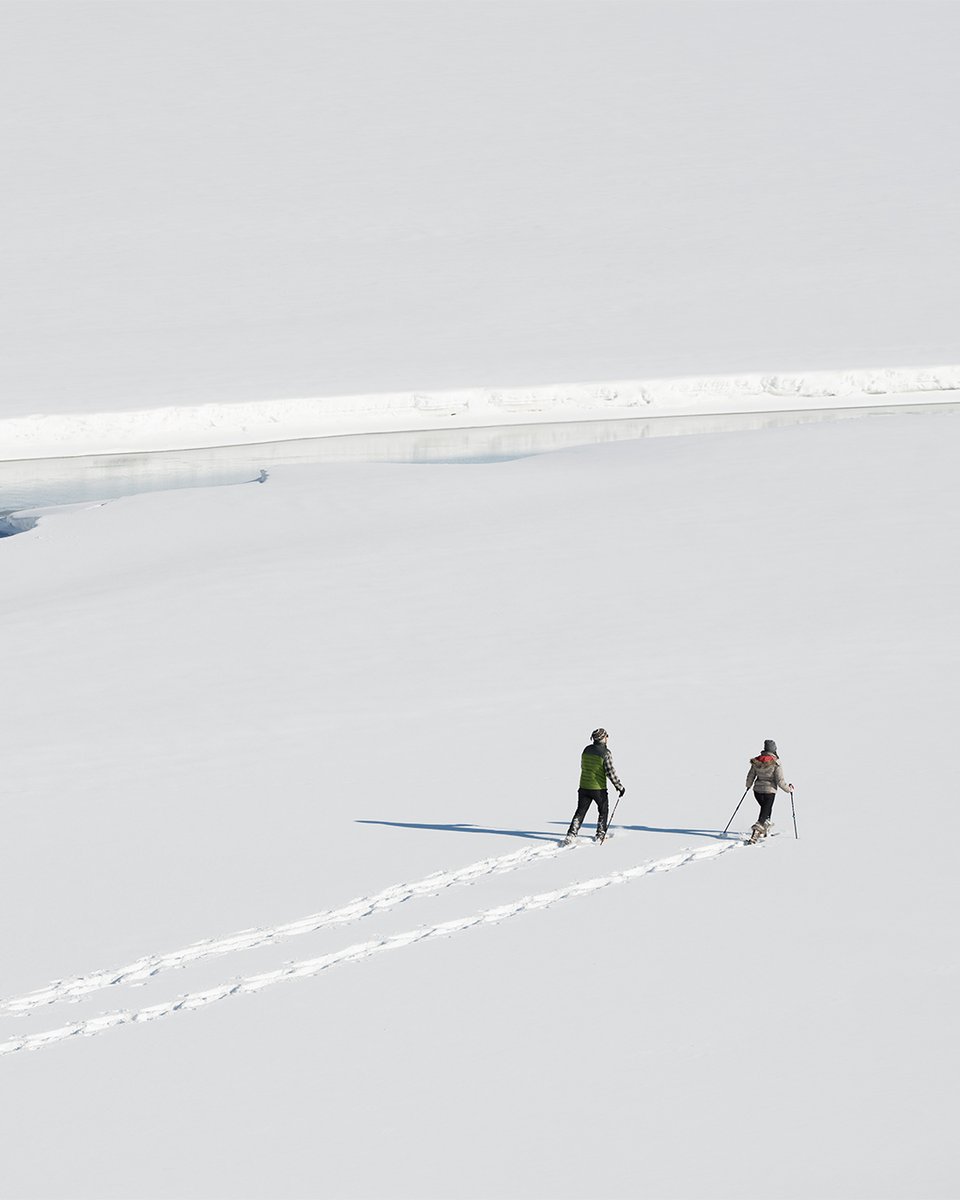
[
  {"x1": 563, "y1": 728, "x2": 625, "y2": 844},
  {"x1": 745, "y1": 739, "x2": 793, "y2": 843}
]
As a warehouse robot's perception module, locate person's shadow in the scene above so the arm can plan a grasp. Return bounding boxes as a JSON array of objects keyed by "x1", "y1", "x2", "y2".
[
  {"x1": 355, "y1": 819, "x2": 559, "y2": 842},
  {"x1": 620, "y1": 824, "x2": 738, "y2": 841},
  {"x1": 357, "y1": 820, "x2": 738, "y2": 843}
]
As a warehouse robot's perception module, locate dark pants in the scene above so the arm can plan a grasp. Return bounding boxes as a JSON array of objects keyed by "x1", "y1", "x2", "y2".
[
  {"x1": 567, "y1": 788, "x2": 609, "y2": 838},
  {"x1": 755, "y1": 790, "x2": 775, "y2": 824}
]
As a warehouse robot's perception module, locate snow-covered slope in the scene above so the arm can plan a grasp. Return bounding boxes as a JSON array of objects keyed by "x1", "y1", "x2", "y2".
[
  {"x1": 4, "y1": 2, "x2": 960, "y2": 421},
  {"x1": 1, "y1": 412, "x2": 956, "y2": 1198},
  {"x1": 3, "y1": 2, "x2": 959, "y2": 1195}
]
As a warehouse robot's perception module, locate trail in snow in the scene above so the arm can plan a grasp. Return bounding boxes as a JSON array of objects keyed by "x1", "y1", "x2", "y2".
[
  {"x1": 0, "y1": 840, "x2": 744, "y2": 1057},
  {"x1": 0, "y1": 838, "x2": 576, "y2": 1015}
]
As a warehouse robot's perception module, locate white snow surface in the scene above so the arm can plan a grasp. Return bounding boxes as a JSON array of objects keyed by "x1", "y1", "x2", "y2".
[
  {"x1": 2, "y1": 364, "x2": 960, "y2": 460},
  {"x1": 4, "y1": 1, "x2": 960, "y2": 427},
  {"x1": 2, "y1": 412, "x2": 959, "y2": 1198},
  {"x1": 3, "y1": 2, "x2": 960, "y2": 1196}
]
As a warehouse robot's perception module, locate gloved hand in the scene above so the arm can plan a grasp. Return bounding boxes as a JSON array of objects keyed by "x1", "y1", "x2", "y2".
[{"x1": 617, "y1": 786, "x2": 625, "y2": 798}]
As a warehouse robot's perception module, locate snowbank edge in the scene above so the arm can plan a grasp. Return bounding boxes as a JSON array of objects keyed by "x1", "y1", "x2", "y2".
[{"x1": 2, "y1": 364, "x2": 959, "y2": 461}]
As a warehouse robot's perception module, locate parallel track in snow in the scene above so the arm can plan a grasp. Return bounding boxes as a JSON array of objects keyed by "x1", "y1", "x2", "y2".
[
  {"x1": 0, "y1": 839, "x2": 576, "y2": 1015},
  {"x1": 0, "y1": 840, "x2": 744, "y2": 1057}
]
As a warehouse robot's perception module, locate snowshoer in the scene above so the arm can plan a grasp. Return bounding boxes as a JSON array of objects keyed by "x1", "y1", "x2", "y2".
[
  {"x1": 564, "y1": 729, "x2": 625, "y2": 844},
  {"x1": 745, "y1": 739, "x2": 793, "y2": 843}
]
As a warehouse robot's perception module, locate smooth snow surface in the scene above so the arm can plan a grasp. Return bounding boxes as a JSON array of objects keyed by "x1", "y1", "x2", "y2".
[
  {"x1": 3, "y1": 1, "x2": 960, "y2": 1196},
  {"x1": 3, "y1": 1, "x2": 960, "y2": 422},
  {"x1": 2, "y1": 413, "x2": 958, "y2": 1199},
  {"x1": 3, "y1": 400, "x2": 958, "y2": 526}
]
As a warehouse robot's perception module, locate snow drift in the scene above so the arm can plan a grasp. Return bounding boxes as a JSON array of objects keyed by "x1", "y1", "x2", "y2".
[{"x1": 2, "y1": 363, "x2": 958, "y2": 461}]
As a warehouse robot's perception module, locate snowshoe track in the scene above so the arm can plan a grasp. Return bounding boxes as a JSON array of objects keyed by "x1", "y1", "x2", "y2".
[
  {"x1": 1, "y1": 839, "x2": 569, "y2": 1016},
  {"x1": 0, "y1": 839, "x2": 744, "y2": 1057}
]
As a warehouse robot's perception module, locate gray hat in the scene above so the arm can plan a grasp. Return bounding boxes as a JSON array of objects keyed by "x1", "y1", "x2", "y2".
[{"x1": 763, "y1": 739, "x2": 778, "y2": 755}]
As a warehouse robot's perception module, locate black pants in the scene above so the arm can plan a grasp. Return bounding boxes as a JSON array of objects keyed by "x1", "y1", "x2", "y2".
[
  {"x1": 755, "y1": 790, "x2": 775, "y2": 824},
  {"x1": 567, "y1": 788, "x2": 609, "y2": 838}
]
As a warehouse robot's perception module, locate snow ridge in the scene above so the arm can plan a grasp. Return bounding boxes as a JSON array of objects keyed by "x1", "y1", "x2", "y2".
[
  {"x1": 0, "y1": 840, "x2": 741, "y2": 1057},
  {"x1": 1, "y1": 364, "x2": 957, "y2": 460},
  {"x1": 0, "y1": 839, "x2": 570, "y2": 1015}
]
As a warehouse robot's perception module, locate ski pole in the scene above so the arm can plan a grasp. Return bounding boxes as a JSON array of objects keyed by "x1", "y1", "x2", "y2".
[
  {"x1": 790, "y1": 788, "x2": 798, "y2": 839},
  {"x1": 722, "y1": 786, "x2": 751, "y2": 836}
]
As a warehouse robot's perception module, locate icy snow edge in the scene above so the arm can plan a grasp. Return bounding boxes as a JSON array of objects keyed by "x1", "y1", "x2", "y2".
[{"x1": 2, "y1": 364, "x2": 959, "y2": 461}]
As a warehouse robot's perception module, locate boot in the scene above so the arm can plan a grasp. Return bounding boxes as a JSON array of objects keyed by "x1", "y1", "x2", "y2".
[
  {"x1": 563, "y1": 819, "x2": 581, "y2": 845},
  {"x1": 748, "y1": 822, "x2": 764, "y2": 844}
]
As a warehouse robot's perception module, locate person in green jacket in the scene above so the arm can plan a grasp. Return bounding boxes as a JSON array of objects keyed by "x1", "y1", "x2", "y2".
[{"x1": 563, "y1": 728, "x2": 625, "y2": 844}]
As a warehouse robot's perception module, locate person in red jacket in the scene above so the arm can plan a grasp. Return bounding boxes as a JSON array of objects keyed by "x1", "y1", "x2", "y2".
[{"x1": 745, "y1": 739, "x2": 794, "y2": 842}]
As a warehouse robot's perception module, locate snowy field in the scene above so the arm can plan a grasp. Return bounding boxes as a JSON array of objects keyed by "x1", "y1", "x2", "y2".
[
  {"x1": 3, "y1": 2, "x2": 960, "y2": 1197},
  {"x1": 2, "y1": 410, "x2": 959, "y2": 1199},
  {"x1": 3, "y1": 1, "x2": 960, "y2": 425}
]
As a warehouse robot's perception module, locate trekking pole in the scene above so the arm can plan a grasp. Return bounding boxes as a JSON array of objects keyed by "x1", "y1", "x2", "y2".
[
  {"x1": 790, "y1": 789, "x2": 799, "y2": 839},
  {"x1": 604, "y1": 791, "x2": 625, "y2": 841},
  {"x1": 722, "y1": 786, "x2": 751, "y2": 836}
]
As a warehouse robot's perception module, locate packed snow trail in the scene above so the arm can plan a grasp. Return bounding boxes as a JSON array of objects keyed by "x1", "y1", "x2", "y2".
[
  {"x1": 0, "y1": 838, "x2": 575, "y2": 1015},
  {"x1": 0, "y1": 841, "x2": 743, "y2": 1057}
]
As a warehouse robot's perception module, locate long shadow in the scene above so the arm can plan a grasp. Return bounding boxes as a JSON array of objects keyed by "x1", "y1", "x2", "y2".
[
  {"x1": 358, "y1": 819, "x2": 739, "y2": 845},
  {"x1": 619, "y1": 824, "x2": 739, "y2": 842},
  {"x1": 542, "y1": 820, "x2": 735, "y2": 841},
  {"x1": 356, "y1": 819, "x2": 558, "y2": 843}
]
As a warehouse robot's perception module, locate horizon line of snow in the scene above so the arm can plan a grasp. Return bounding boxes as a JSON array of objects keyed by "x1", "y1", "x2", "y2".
[
  {"x1": 1, "y1": 363, "x2": 958, "y2": 461},
  {"x1": 0, "y1": 838, "x2": 571, "y2": 1015},
  {"x1": 0, "y1": 841, "x2": 743, "y2": 1058}
]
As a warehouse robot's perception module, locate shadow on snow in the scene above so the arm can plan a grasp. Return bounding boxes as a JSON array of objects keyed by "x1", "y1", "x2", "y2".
[
  {"x1": 621, "y1": 824, "x2": 739, "y2": 841},
  {"x1": 355, "y1": 820, "x2": 558, "y2": 842},
  {"x1": 356, "y1": 819, "x2": 739, "y2": 843}
]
